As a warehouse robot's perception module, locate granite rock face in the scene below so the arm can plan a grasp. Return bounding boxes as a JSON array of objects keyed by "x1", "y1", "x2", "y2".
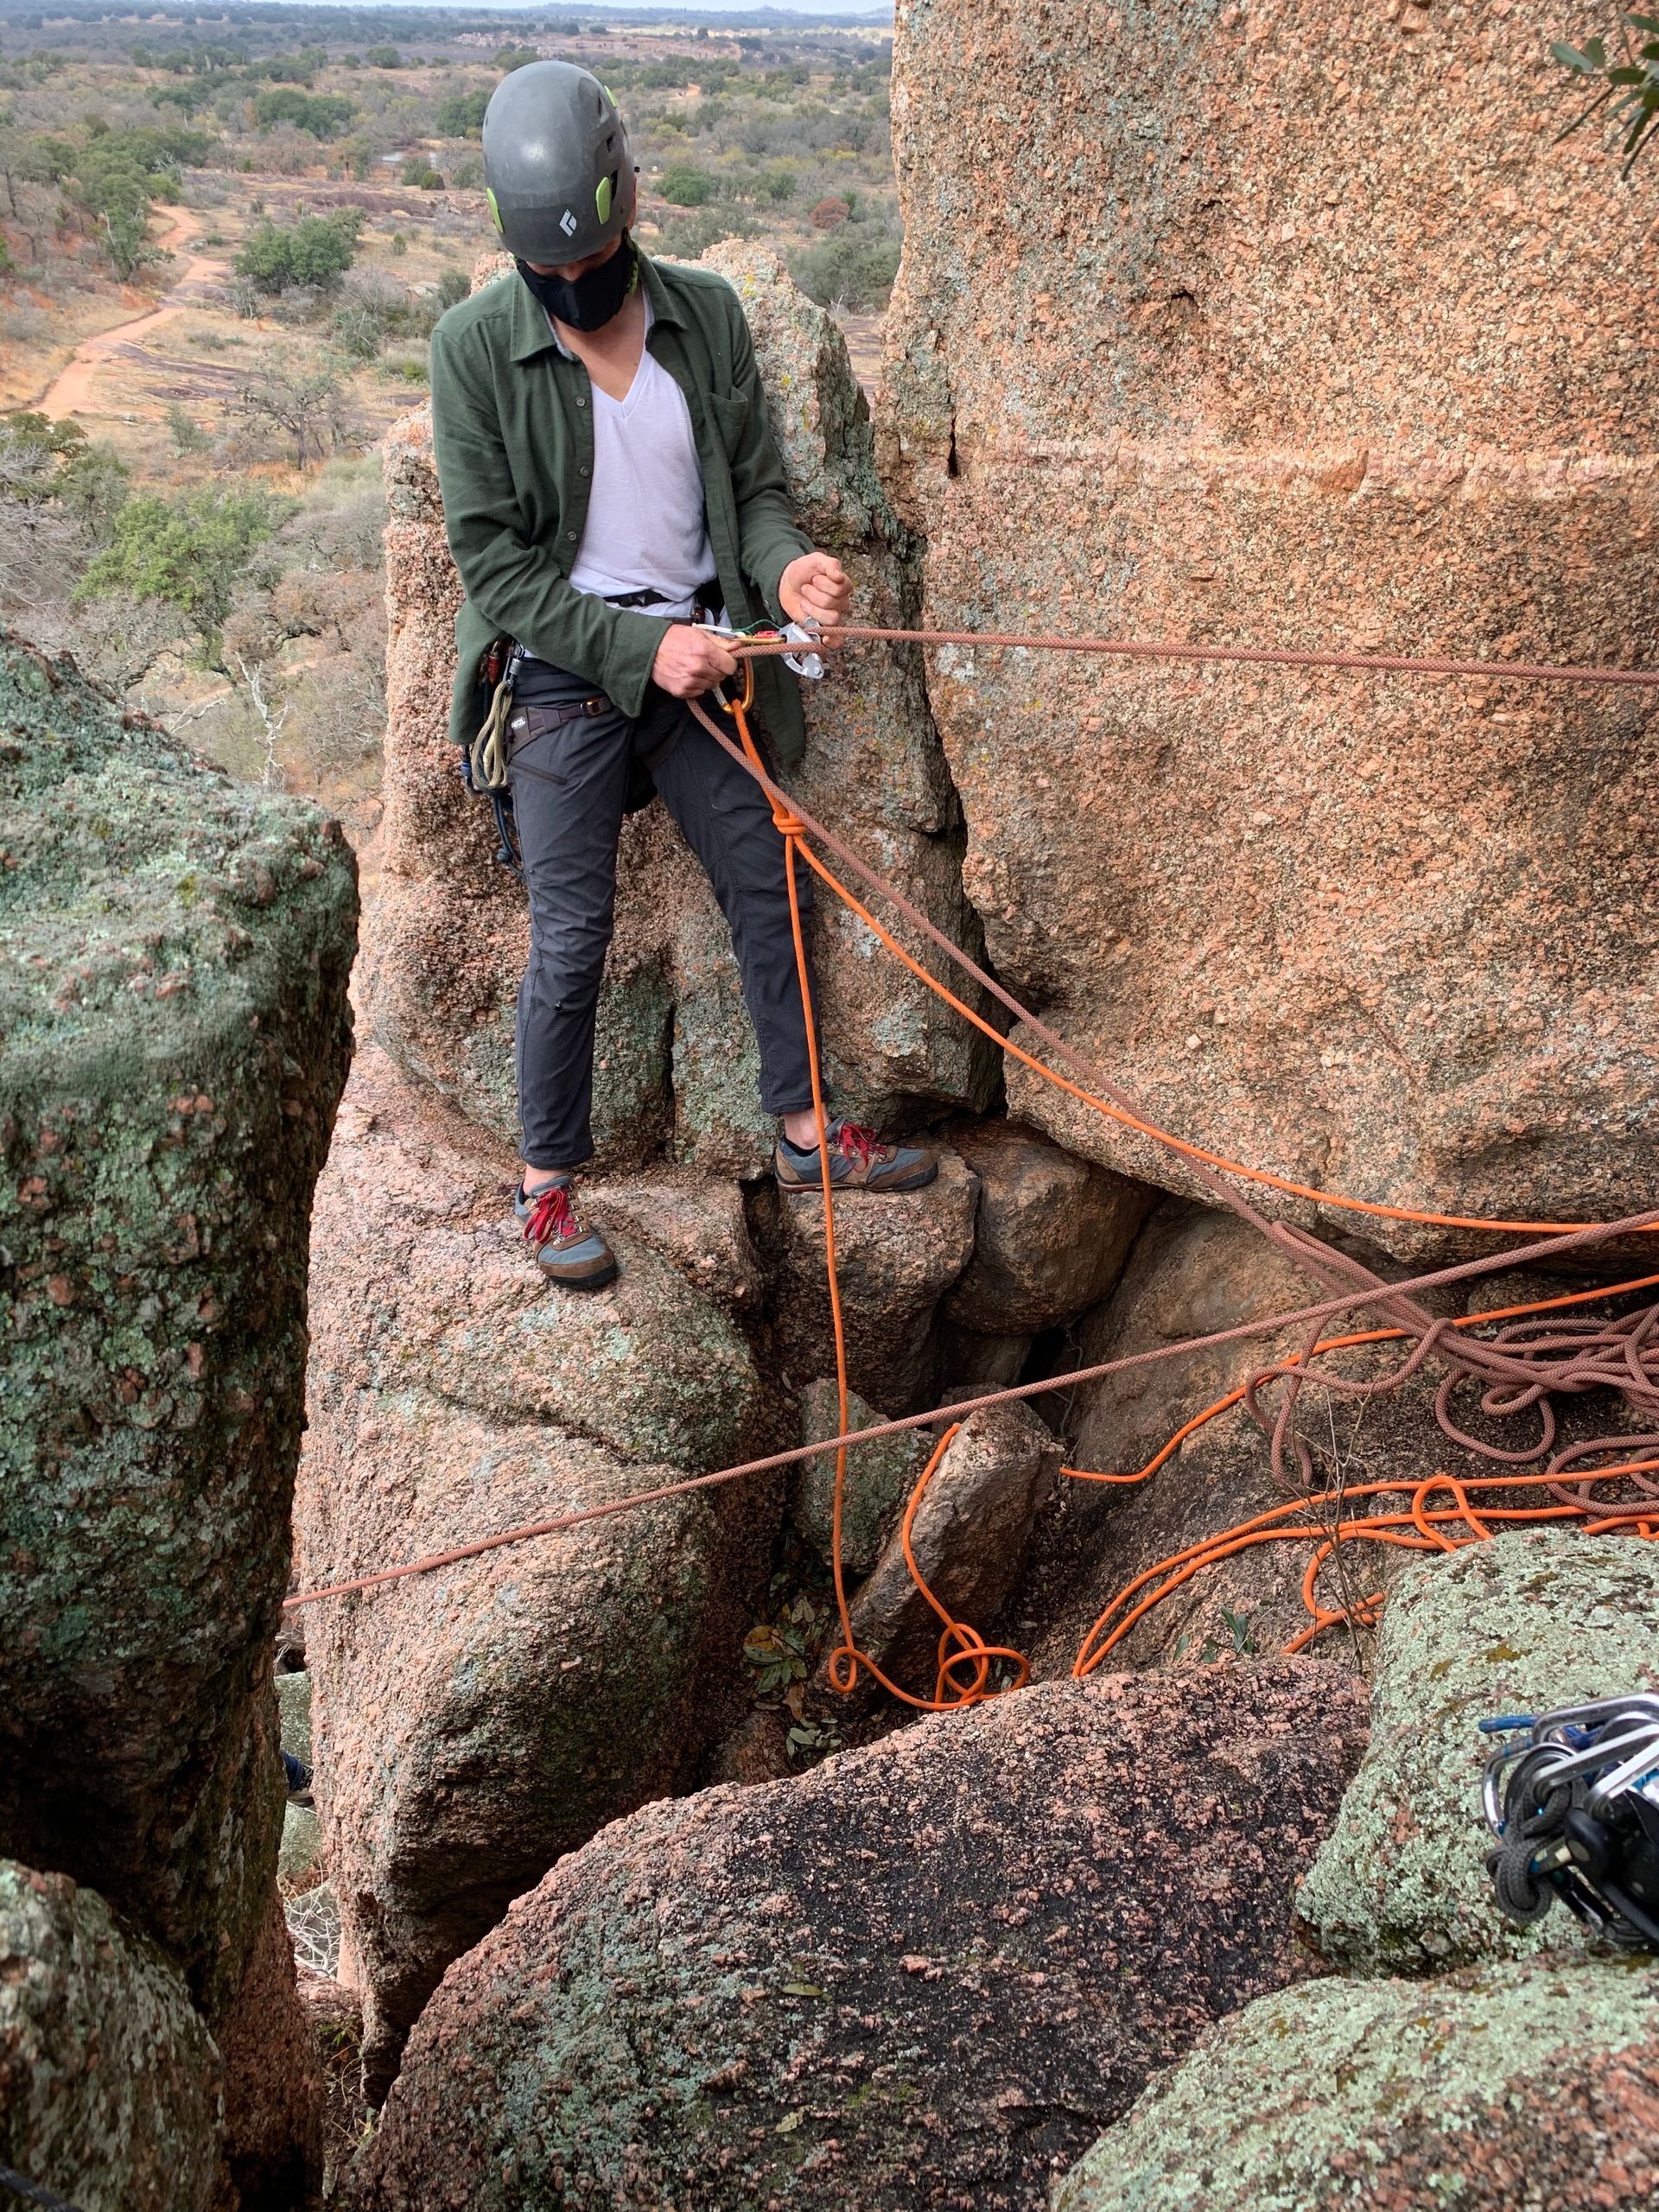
[
  {"x1": 762, "y1": 1146, "x2": 980, "y2": 1414},
  {"x1": 1297, "y1": 1529, "x2": 1659, "y2": 1974},
  {"x1": 944, "y1": 1117, "x2": 1152, "y2": 1336},
  {"x1": 346, "y1": 1664, "x2": 1366, "y2": 2212},
  {"x1": 883, "y1": 0, "x2": 1659, "y2": 1257},
  {"x1": 793, "y1": 1377, "x2": 927, "y2": 1578},
  {"x1": 296, "y1": 1045, "x2": 782, "y2": 2098},
  {"x1": 0, "y1": 637, "x2": 354, "y2": 2200},
  {"x1": 1054, "y1": 1953, "x2": 1659, "y2": 2212},
  {"x1": 371, "y1": 248, "x2": 991, "y2": 1176},
  {"x1": 0, "y1": 1859, "x2": 222, "y2": 2212}
]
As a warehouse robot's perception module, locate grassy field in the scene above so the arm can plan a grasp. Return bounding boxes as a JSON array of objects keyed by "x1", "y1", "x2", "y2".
[{"x1": 0, "y1": 1, "x2": 895, "y2": 810}]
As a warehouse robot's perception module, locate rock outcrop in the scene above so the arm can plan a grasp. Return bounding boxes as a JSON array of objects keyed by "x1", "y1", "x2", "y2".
[
  {"x1": 760, "y1": 1146, "x2": 980, "y2": 1413},
  {"x1": 882, "y1": 0, "x2": 1659, "y2": 1255},
  {"x1": 0, "y1": 1859, "x2": 222, "y2": 2212},
  {"x1": 371, "y1": 245, "x2": 993, "y2": 1177},
  {"x1": 1297, "y1": 1529, "x2": 1659, "y2": 1974},
  {"x1": 1054, "y1": 1952, "x2": 1659, "y2": 2212},
  {"x1": 0, "y1": 634, "x2": 356, "y2": 2193},
  {"x1": 346, "y1": 1664, "x2": 1366, "y2": 2212},
  {"x1": 296, "y1": 1046, "x2": 781, "y2": 2097},
  {"x1": 793, "y1": 1377, "x2": 926, "y2": 1577},
  {"x1": 831, "y1": 1402, "x2": 1060, "y2": 1712}
]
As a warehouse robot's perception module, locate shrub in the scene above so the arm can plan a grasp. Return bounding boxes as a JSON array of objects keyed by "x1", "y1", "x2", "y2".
[
  {"x1": 450, "y1": 156, "x2": 483, "y2": 190},
  {"x1": 251, "y1": 89, "x2": 356, "y2": 140},
  {"x1": 810, "y1": 196, "x2": 849, "y2": 232},
  {"x1": 658, "y1": 206, "x2": 754, "y2": 260},
  {"x1": 660, "y1": 162, "x2": 715, "y2": 207},
  {"x1": 363, "y1": 45, "x2": 400, "y2": 69},
  {"x1": 789, "y1": 222, "x2": 901, "y2": 313},
  {"x1": 435, "y1": 87, "x2": 489, "y2": 137},
  {"x1": 435, "y1": 264, "x2": 468, "y2": 309},
  {"x1": 758, "y1": 163, "x2": 797, "y2": 203},
  {"x1": 493, "y1": 45, "x2": 539, "y2": 71},
  {"x1": 400, "y1": 159, "x2": 445, "y2": 190},
  {"x1": 233, "y1": 208, "x2": 362, "y2": 295},
  {"x1": 76, "y1": 483, "x2": 290, "y2": 643}
]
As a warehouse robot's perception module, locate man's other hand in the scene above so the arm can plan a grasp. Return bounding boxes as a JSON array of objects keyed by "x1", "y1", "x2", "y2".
[
  {"x1": 652, "y1": 622, "x2": 740, "y2": 700},
  {"x1": 779, "y1": 550, "x2": 852, "y2": 634}
]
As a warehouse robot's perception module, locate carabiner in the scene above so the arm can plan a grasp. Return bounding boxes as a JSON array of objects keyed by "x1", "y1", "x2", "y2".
[{"x1": 715, "y1": 650, "x2": 755, "y2": 716}]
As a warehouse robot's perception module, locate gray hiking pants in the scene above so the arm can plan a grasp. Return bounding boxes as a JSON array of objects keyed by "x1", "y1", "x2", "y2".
[{"x1": 506, "y1": 669, "x2": 817, "y2": 1171}]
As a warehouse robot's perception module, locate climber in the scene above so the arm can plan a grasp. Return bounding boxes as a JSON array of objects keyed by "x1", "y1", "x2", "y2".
[{"x1": 429, "y1": 60, "x2": 937, "y2": 1290}]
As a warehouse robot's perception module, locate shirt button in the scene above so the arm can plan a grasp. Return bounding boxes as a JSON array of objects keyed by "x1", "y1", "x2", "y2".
[
  {"x1": 575, "y1": 394, "x2": 587, "y2": 408},
  {"x1": 579, "y1": 464, "x2": 590, "y2": 478}
]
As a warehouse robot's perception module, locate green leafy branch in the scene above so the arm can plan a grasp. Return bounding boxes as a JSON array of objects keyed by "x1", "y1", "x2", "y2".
[{"x1": 1552, "y1": 15, "x2": 1659, "y2": 173}]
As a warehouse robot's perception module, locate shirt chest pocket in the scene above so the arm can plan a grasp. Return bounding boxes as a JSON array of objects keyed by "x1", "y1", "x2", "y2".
[{"x1": 705, "y1": 389, "x2": 750, "y2": 463}]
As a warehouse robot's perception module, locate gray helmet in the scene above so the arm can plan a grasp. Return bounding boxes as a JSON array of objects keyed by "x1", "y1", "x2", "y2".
[{"x1": 482, "y1": 60, "x2": 636, "y2": 264}]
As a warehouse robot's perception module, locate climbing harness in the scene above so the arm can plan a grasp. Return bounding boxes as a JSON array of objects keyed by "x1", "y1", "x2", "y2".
[
  {"x1": 297, "y1": 618, "x2": 1659, "y2": 1705},
  {"x1": 1482, "y1": 1698, "x2": 1659, "y2": 1948}
]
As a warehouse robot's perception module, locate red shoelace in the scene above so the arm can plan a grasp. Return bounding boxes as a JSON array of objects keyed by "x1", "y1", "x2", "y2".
[
  {"x1": 523, "y1": 1183, "x2": 578, "y2": 1246},
  {"x1": 833, "y1": 1119, "x2": 887, "y2": 1169}
]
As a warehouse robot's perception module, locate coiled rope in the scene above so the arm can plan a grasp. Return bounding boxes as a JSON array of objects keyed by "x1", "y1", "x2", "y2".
[{"x1": 288, "y1": 620, "x2": 1659, "y2": 1694}]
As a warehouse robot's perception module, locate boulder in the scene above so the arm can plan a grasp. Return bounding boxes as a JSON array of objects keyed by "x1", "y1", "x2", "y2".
[
  {"x1": 298, "y1": 1971, "x2": 368, "y2": 2204},
  {"x1": 881, "y1": 0, "x2": 1659, "y2": 1258},
  {"x1": 581, "y1": 1163, "x2": 760, "y2": 1320},
  {"x1": 0, "y1": 637, "x2": 354, "y2": 2005},
  {"x1": 1297, "y1": 1529, "x2": 1659, "y2": 1974},
  {"x1": 793, "y1": 1377, "x2": 927, "y2": 1578},
  {"x1": 296, "y1": 1046, "x2": 783, "y2": 2096},
  {"x1": 346, "y1": 1663, "x2": 1367, "y2": 2212},
  {"x1": 1053, "y1": 1952, "x2": 1659, "y2": 2212},
  {"x1": 760, "y1": 1146, "x2": 980, "y2": 1413},
  {"x1": 944, "y1": 1118, "x2": 1153, "y2": 1336},
  {"x1": 0, "y1": 636, "x2": 354, "y2": 2196},
  {"x1": 370, "y1": 249, "x2": 993, "y2": 1175},
  {"x1": 0, "y1": 1858, "x2": 221, "y2": 2212},
  {"x1": 830, "y1": 1402, "x2": 1061, "y2": 1713},
  {"x1": 277, "y1": 1669, "x2": 313, "y2": 1768}
]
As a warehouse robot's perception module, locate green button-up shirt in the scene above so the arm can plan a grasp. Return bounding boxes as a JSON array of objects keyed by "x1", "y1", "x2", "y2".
[{"x1": 429, "y1": 252, "x2": 814, "y2": 765}]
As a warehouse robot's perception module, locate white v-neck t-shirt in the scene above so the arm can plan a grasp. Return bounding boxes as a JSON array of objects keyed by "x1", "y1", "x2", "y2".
[{"x1": 564, "y1": 297, "x2": 715, "y2": 619}]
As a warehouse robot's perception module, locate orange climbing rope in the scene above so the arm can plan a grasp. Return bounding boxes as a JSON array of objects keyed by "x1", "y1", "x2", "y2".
[{"x1": 288, "y1": 622, "x2": 1659, "y2": 1713}]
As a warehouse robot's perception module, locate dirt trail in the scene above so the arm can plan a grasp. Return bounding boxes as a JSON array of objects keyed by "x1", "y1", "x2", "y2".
[{"x1": 35, "y1": 204, "x2": 223, "y2": 421}]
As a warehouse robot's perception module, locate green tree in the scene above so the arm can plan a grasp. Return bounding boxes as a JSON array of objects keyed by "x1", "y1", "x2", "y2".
[
  {"x1": 435, "y1": 86, "x2": 489, "y2": 137},
  {"x1": 364, "y1": 45, "x2": 401, "y2": 69},
  {"x1": 660, "y1": 161, "x2": 715, "y2": 207},
  {"x1": 251, "y1": 89, "x2": 356, "y2": 140},
  {"x1": 233, "y1": 208, "x2": 362, "y2": 295},
  {"x1": 76, "y1": 484, "x2": 290, "y2": 652}
]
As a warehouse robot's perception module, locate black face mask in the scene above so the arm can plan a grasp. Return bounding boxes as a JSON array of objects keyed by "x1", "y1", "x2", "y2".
[{"x1": 516, "y1": 239, "x2": 636, "y2": 333}]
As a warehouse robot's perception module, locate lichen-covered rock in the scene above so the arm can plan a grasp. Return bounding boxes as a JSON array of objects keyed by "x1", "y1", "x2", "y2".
[
  {"x1": 883, "y1": 0, "x2": 1659, "y2": 1258},
  {"x1": 832, "y1": 1402, "x2": 1061, "y2": 1713},
  {"x1": 1053, "y1": 1952, "x2": 1659, "y2": 2212},
  {"x1": 371, "y1": 247, "x2": 992, "y2": 1175},
  {"x1": 296, "y1": 1046, "x2": 782, "y2": 2096},
  {"x1": 0, "y1": 639, "x2": 354, "y2": 2021},
  {"x1": 944, "y1": 1118, "x2": 1153, "y2": 1335},
  {"x1": 1297, "y1": 1530, "x2": 1659, "y2": 1974},
  {"x1": 0, "y1": 1859, "x2": 221, "y2": 2212},
  {"x1": 346, "y1": 1664, "x2": 1367, "y2": 2212},
  {"x1": 793, "y1": 1377, "x2": 926, "y2": 1577},
  {"x1": 763, "y1": 1147, "x2": 979, "y2": 1413},
  {"x1": 277, "y1": 1669, "x2": 313, "y2": 1767},
  {"x1": 582, "y1": 1164, "x2": 760, "y2": 1318}
]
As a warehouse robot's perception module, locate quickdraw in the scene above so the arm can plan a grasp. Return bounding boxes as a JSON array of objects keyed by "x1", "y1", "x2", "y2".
[{"x1": 1483, "y1": 1698, "x2": 1659, "y2": 1948}]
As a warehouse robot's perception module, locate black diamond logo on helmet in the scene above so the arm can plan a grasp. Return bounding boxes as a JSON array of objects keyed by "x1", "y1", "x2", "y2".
[{"x1": 560, "y1": 209, "x2": 578, "y2": 237}]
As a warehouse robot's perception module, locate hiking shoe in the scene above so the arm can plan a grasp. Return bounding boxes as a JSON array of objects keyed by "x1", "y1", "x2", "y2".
[
  {"x1": 283, "y1": 1752, "x2": 313, "y2": 1806},
  {"x1": 774, "y1": 1118, "x2": 939, "y2": 1194},
  {"x1": 515, "y1": 1177, "x2": 619, "y2": 1289}
]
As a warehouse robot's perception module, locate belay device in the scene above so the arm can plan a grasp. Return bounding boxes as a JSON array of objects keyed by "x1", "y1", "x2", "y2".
[{"x1": 1481, "y1": 1695, "x2": 1659, "y2": 1948}]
